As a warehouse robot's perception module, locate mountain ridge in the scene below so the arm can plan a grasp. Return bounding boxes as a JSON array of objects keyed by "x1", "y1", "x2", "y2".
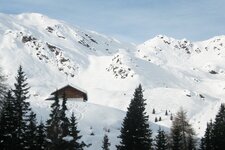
[{"x1": 0, "y1": 13, "x2": 225, "y2": 140}]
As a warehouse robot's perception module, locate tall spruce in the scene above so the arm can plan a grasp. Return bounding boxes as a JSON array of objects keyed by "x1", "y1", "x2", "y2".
[
  {"x1": 170, "y1": 108, "x2": 196, "y2": 150},
  {"x1": 60, "y1": 93, "x2": 71, "y2": 149},
  {"x1": 211, "y1": 104, "x2": 225, "y2": 149},
  {"x1": 200, "y1": 120, "x2": 213, "y2": 150},
  {"x1": 0, "y1": 91, "x2": 17, "y2": 149},
  {"x1": 46, "y1": 93, "x2": 85, "y2": 150},
  {"x1": 171, "y1": 127, "x2": 182, "y2": 150},
  {"x1": 46, "y1": 93, "x2": 61, "y2": 150},
  {"x1": 187, "y1": 134, "x2": 195, "y2": 150},
  {"x1": 12, "y1": 65, "x2": 31, "y2": 149},
  {"x1": 199, "y1": 138, "x2": 205, "y2": 150},
  {"x1": 36, "y1": 121, "x2": 47, "y2": 150},
  {"x1": 68, "y1": 112, "x2": 85, "y2": 150},
  {"x1": 155, "y1": 128, "x2": 168, "y2": 150},
  {"x1": 116, "y1": 84, "x2": 153, "y2": 150},
  {"x1": 60, "y1": 93, "x2": 70, "y2": 137},
  {"x1": 0, "y1": 67, "x2": 7, "y2": 107},
  {"x1": 102, "y1": 134, "x2": 111, "y2": 150},
  {"x1": 24, "y1": 111, "x2": 38, "y2": 150}
]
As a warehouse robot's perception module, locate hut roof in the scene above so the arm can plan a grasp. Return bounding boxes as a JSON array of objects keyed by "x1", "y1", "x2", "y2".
[{"x1": 50, "y1": 84, "x2": 87, "y2": 95}]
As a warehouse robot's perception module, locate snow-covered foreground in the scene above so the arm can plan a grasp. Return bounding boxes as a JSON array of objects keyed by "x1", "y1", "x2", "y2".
[
  {"x1": 0, "y1": 12, "x2": 225, "y2": 145},
  {"x1": 30, "y1": 99, "x2": 163, "y2": 150},
  {"x1": 31, "y1": 100, "x2": 124, "y2": 150}
]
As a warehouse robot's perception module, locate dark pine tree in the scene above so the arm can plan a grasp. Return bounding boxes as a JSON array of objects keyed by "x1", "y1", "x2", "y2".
[
  {"x1": 0, "y1": 91, "x2": 17, "y2": 150},
  {"x1": 170, "y1": 114, "x2": 173, "y2": 121},
  {"x1": 165, "y1": 110, "x2": 168, "y2": 116},
  {"x1": 116, "y1": 84, "x2": 153, "y2": 150},
  {"x1": 155, "y1": 117, "x2": 158, "y2": 122},
  {"x1": 36, "y1": 121, "x2": 47, "y2": 150},
  {"x1": 12, "y1": 65, "x2": 31, "y2": 149},
  {"x1": 60, "y1": 93, "x2": 71, "y2": 149},
  {"x1": 153, "y1": 108, "x2": 156, "y2": 114},
  {"x1": 60, "y1": 93, "x2": 70, "y2": 137},
  {"x1": 159, "y1": 117, "x2": 162, "y2": 121},
  {"x1": 211, "y1": 104, "x2": 225, "y2": 150},
  {"x1": 24, "y1": 111, "x2": 38, "y2": 150},
  {"x1": 68, "y1": 112, "x2": 85, "y2": 150},
  {"x1": 155, "y1": 128, "x2": 168, "y2": 150},
  {"x1": 46, "y1": 93, "x2": 61, "y2": 150},
  {"x1": 102, "y1": 134, "x2": 111, "y2": 150},
  {"x1": 0, "y1": 67, "x2": 7, "y2": 107},
  {"x1": 200, "y1": 120, "x2": 213, "y2": 150},
  {"x1": 187, "y1": 134, "x2": 195, "y2": 150},
  {"x1": 199, "y1": 138, "x2": 205, "y2": 150},
  {"x1": 171, "y1": 127, "x2": 182, "y2": 150}
]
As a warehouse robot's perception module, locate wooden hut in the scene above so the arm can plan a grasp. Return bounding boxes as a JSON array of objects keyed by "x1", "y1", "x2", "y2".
[{"x1": 47, "y1": 85, "x2": 88, "y2": 102}]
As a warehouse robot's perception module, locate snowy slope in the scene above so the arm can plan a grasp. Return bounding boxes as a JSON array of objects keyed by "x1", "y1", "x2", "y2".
[
  {"x1": 30, "y1": 99, "x2": 165, "y2": 150},
  {"x1": 31, "y1": 100, "x2": 125, "y2": 150},
  {"x1": 137, "y1": 35, "x2": 225, "y2": 135},
  {"x1": 0, "y1": 13, "x2": 225, "y2": 143}
]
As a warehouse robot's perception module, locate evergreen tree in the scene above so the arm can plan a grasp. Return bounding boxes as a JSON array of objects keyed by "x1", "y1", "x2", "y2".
[
  {"x1": 60, "y1": 93, "x2": 70, "y2": 137},
  {"x1": 60, "y1": 93, "x2": 72, "y2": 149},
  {"x1": 153, "y1": 108, "x2": 156, "y2": 114},
  {"x1": 155, "y1": 117, "x2": 158, "y2": 122},
  {"x1": 201, "y1": 120, "x2": 213, "y2": 150},
  {"x1": 46, "y1": 93, "x2": 85, "y2": 150},
  {"x1": 199, "y1": 138, "x2": 205, "y2": 150},
  {"x1": 171, "y1": 127, "x2": 182, "y2": 150},
  {"x1": 116, "y1": 84, "x2": 153, "y2": 150},
  {"x1": 170, "y1": 108, "x2": 196, "y2": 150},
  {"x1": 0, "y1": 91, "x2": 17, "y2": 149},
  {"x1": 187, "y1": 134, "x2": 195, "y2": 150},
  {"x1": 68, "y1": 112, "x2": 85, "y2": 150},
  {"x1": 102, "y1": 134, "x2": 110, "y2": 150},
  {"x1": 155, "y1": 128, "x2": 168, "y2": 150},
  {"x1": 159, "y1": 116, "x2": 162, "y2": 121},
  {"x1": 24, "y1": 111, "x2": 37, "y2": 150},
  {"x1": 165, "y1": 110, "x2": 168, "y2": 116},
  {"x1": 211, "y1": 104, "x2": 225, "y2": 150},
  {"x1": 36, "y1": 121, "x2": 47, "y2": 150},
  {"x1": 0, "y1": 67, "x2": 7, "y2": 108},
  {"x1": 46, "y1": 93, "x2": 61, "y2": 150},
  {"x1": 12, "y1": 65, "x2": 31, "y2": 149},
  {"x1": 170, "y1": 114, "x2": 173, "y2": 121}
]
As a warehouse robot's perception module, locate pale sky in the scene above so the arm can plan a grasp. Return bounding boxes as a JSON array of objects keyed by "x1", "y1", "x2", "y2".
[{"x1": 1, "y1": 0, "x2": 225, "y2": 43}]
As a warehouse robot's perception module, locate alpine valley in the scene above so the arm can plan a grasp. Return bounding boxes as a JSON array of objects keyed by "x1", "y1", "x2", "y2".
[{"x1": 0, "y1": 13, "x2": 225, "y2": 149}]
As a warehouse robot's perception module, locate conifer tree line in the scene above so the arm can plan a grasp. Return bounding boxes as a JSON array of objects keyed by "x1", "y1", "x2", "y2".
[
  {"x1": 0, "y1": 66, "x2": 225, "y2": 150},
  {"x1": 0, "y1": 66, "x2": 85, "y2": 150},
  {"x1": 200, "y1": 104, "x2": 225, "y2": 150},
  {"x1": 116, "y1": 85, "x2": 225, "y2": 150},
  {"x1": 116, "y1": 84, "x2": 196, "y2": 150},
  {"x1": 0, "y1": 67, "x2": 7, "y2": 108}
]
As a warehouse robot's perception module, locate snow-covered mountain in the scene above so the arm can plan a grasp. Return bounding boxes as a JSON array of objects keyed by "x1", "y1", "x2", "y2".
[{"x1": 0, "y1": 13, "x2": 225, "y2": 149}]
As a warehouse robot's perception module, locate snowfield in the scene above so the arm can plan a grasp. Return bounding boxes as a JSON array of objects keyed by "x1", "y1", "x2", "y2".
[
  {"x1": 30, "y1": 100, "x2": 125, "y2": 150},
  {"x1": 0, "y1": 13, "x2": 225, "y2": 149},
  {"x1": 30, "y1": 99, "x2": 166, "y2": 150}
]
